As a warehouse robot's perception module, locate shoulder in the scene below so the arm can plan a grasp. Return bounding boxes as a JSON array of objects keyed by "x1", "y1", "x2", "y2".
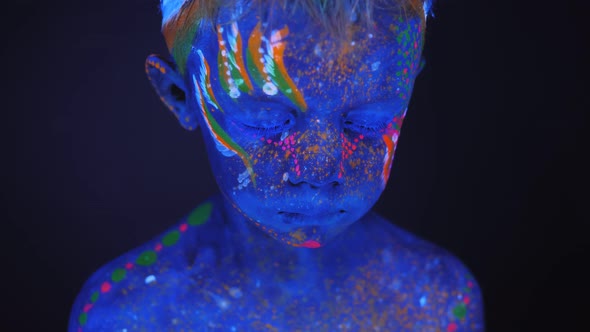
[
  {"x1": 68, "y1": 199, "x2": 221, "y2": 332},
  {"x1": 364, "y1": 213, "x2": 486, "y2": 331}
]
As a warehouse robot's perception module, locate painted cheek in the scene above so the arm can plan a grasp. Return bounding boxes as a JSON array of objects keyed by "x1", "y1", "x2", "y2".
[{"x1": 381, "y1": 115, "x2": 405, "y2": 187}]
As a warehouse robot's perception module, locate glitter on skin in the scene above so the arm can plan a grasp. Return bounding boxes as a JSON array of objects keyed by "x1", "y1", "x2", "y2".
[{"x1": 69, "y1": 3, "x2": 484, "y2": 331}]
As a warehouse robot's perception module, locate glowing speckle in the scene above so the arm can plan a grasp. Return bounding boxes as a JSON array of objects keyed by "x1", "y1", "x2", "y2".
[
  {"x1": 145, "y1": 275, "x2": 157, "y2": 285},
  {"x1": 229, "y1": 87, "x2": 240, "y2": 98},
  {"x1": 447, "y1": 322, "x2": 458, "y2": 332},
  {"x1": 162, "y1": 230, "x2": 181, "y2": 246},
  {"x1": 371, "y1": 61, "x2": 381, "y2": 71},
  {"x1": 136, "y1": 250, "x2": 157, "y2": 266},
  {"x1": 100, "y1": 282, "x2": 111, "y2": 293},
  {"x1": 419, "y1": 295, "x2": 427, "y2": 307},
  {"x1": 262, "y1": 82, "x2": 278, "y2": 95},
  {"x1": 78, "y1": 312, "x2": 88, "y2": 325},
  {"x1": 208, "y1": 291, "x2": 230, "y2": 310},
  {"x1": 453, "y1": 303, "x2": 467, "y2": 319},
  {"x1": 111, "y1": 268, "x2": 127, "y2": 282},
  {"x1": 228, "y1": 287, "x2": 243, "y2": 299},
  {"x1": 283, "y1": 172, "x2": 289, "y2": 182},
  {"x1": 298, "y1": 240, "x2": 321, "y2": 248},
  {"x1": 188, "y1": 202, "x2": 213, "y2": 226}
]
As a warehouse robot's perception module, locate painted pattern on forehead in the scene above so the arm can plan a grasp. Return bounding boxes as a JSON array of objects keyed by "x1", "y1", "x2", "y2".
[
  {"x1": 245, "y1": 22, "x2": 307, "y2": 111},
  {"x1": 193, "y1": 50, "x2": 256, "y2": 186},
  {"x1": 217, "y1": 22, "x2": 254, "y2": 98}
]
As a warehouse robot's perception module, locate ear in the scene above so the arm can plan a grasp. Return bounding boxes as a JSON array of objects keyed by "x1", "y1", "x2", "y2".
[{"x1": 145, "y1": 54, "x2": 198, "y2": 131}]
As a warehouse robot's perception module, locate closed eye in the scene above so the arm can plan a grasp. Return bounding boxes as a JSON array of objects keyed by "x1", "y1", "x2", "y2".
[
  {"x1": 343, "y1": 119, "x2": 387, "y2": 134},
  {"x1": 239, "y1": 116, "x2": 295, "y2": 137}
]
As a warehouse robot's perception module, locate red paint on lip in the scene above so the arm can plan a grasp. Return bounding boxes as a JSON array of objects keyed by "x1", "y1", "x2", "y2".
[{"x1": 299, "y1": 240, "x2": 322, "y2": 248}]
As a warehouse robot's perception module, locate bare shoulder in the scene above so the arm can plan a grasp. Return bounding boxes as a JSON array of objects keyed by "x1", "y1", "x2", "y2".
[
  {"x1": 362, "y1": 212, "x2": 486, "y2": 331},
  {"x1": 68, "y1": 201, "x2": 219, "y2": 332}
]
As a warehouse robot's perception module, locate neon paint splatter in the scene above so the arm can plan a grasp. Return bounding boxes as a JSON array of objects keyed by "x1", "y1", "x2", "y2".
[{"x1": 75, "y1": 202, "x2": 214, "y2": 330}]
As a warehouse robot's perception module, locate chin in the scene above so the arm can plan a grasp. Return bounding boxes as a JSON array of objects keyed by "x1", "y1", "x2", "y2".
[{"x1": 251, "y1": 213, "x2": 358, "y2": 249}]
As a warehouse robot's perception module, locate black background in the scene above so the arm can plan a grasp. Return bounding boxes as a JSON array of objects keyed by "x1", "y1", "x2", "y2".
[{"x1": 4, "y1": 0, "x2": 588, "y2": 331}]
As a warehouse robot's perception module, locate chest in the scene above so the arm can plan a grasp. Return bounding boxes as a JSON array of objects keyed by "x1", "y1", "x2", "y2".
[{"x1": 144, "y1": 265, "x2": 442, "y2": 331}]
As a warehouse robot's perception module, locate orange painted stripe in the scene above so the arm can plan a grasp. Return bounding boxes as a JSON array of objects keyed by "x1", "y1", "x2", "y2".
[
  {"x1": 248, "y1": 22, "x2": 270, "y2": 82},
  {"x1": 233, "y1": 27, "x2": 254, "y2": 91},
  {"x1": 270, "y1": 27, "x2": 307, "y2": 111},
  {"x1": 201, "y1": 48, "x2": 223, "y2": 112},
  {"x1": 382, "y1": 134, "x2": 394, "y2": 185}
]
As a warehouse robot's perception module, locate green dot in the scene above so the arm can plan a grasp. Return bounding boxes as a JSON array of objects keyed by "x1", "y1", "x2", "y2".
[
  {"x1": 111, "y1": 268, "x2": 127, "y2": 282},
  {"x1": 453, "y1": 303, "x2": 467, "y2": 319},
  {"x1": 188, "y1": 202, "x2": 213, "y2": 226},
  {"x1": 136, "y1": 250, "x2": 157, "y2": 266},
  {"x1": 91, "y1": 291, "x2": 99, "y2": 303},
  {"x1": 162, "y1": 230, "x2": 180, "y2": 246},
  {"x1": 78, "y1": 312, "x2": 88, "y2": 325}
]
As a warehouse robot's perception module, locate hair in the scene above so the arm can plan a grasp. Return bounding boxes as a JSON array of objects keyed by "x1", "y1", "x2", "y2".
[{"x1": 160, "y1": 0, "x2": 433, "y2": 75}]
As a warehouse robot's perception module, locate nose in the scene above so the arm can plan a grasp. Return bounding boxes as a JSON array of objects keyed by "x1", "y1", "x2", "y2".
[{"x1": 287, "y1": 121, "x2": 342, "y2": 188}]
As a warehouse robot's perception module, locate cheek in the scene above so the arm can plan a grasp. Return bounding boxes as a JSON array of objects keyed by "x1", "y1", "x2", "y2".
[{"x1": 340, "y1": 135, "x2": 388, "y2": 188}]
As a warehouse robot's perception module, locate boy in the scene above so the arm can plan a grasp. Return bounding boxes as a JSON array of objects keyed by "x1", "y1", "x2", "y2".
[{"x1": 69, "y1": 0, "x2": 484, "y2": 330}]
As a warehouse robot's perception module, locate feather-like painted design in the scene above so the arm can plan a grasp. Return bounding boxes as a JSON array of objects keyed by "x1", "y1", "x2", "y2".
[{"x1": 161, "y1": 0, "x2": 188, "y2": 26}]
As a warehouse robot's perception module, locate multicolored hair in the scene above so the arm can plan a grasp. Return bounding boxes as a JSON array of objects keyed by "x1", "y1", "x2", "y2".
[{"x1": 161, "y1": 0, "x2": 433, "y2": 75}]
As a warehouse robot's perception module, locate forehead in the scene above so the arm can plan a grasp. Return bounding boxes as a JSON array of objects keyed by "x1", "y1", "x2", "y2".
[{"x1": 188, "y1": 4, "x2": 425, "y2": 110}]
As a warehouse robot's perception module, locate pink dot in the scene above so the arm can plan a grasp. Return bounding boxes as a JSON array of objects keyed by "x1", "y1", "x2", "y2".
[
  {"x1": 282, "y1": 146, "x2": 286, "y2": 150},
  {"x1": 463, "y1": 296, "x2": 471, "y2": 305},
  {"x1": 267, "y1": 139, "x2": 272, "y2": 144},
  {"x1": 155, "y1": 243, "x2": 163, "y2": 252},
  {"x1": 299, "y1": 240, "x2": 322, "y2": 248},
  {"x1": 359, "y1": 135, "x2": 364, "y2": 140},
  {"x1": 295, "y1": 165, "x2": 300, "y2": 172},
  {"x1": 100, "y1": 282, "x2": 111, "y2": 293},
  {"x1": 354, "y1": 138, "x2": 359, "y2": 143},
  {"x1": 83, "y1": 303, "x2": 93, "y2": 313},
  {"x1": 125, "y1": 262, "x2": 134, "y2": 269},
  {"x1": 447, "y1": 322, "x2": 458, "y2": 332},
  {"x1": 294, "y1": 159, "x2": 298, "y2": 164},
  {"x1": 467, "y1": 281, "x2": 474, "y2": 288},
  {"x1": 179, "y1": 223, "x2": 188, "y2": 232}
]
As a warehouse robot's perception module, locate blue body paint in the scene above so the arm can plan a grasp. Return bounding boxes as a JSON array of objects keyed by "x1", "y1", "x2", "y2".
[{"x1": 70, "y1": 2, "x2": 485, "y2": 331}]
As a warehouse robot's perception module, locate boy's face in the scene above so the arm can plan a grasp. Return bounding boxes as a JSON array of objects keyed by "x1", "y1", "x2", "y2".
[{"x1": 185, "y1": 5, "x2": 425, "y2": 248}]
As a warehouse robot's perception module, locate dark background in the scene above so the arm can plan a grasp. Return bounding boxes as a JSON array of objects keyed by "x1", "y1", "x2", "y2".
[{"x1": 5, "y1": 0, "x2": 588, "y2": 331}]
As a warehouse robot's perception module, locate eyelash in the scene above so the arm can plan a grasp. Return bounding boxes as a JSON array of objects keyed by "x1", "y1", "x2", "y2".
[
  {"x1": 240, "y1": 118, "x2": 294, "y2": 137},
  {"x1": 343, "y1": 119, "x2": 389, "y2": 136}
]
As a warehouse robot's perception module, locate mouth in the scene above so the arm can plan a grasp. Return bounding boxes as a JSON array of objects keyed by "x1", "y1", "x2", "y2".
[{"x1": 277, "y1": 209, "x2": 347, "y2": 225}]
